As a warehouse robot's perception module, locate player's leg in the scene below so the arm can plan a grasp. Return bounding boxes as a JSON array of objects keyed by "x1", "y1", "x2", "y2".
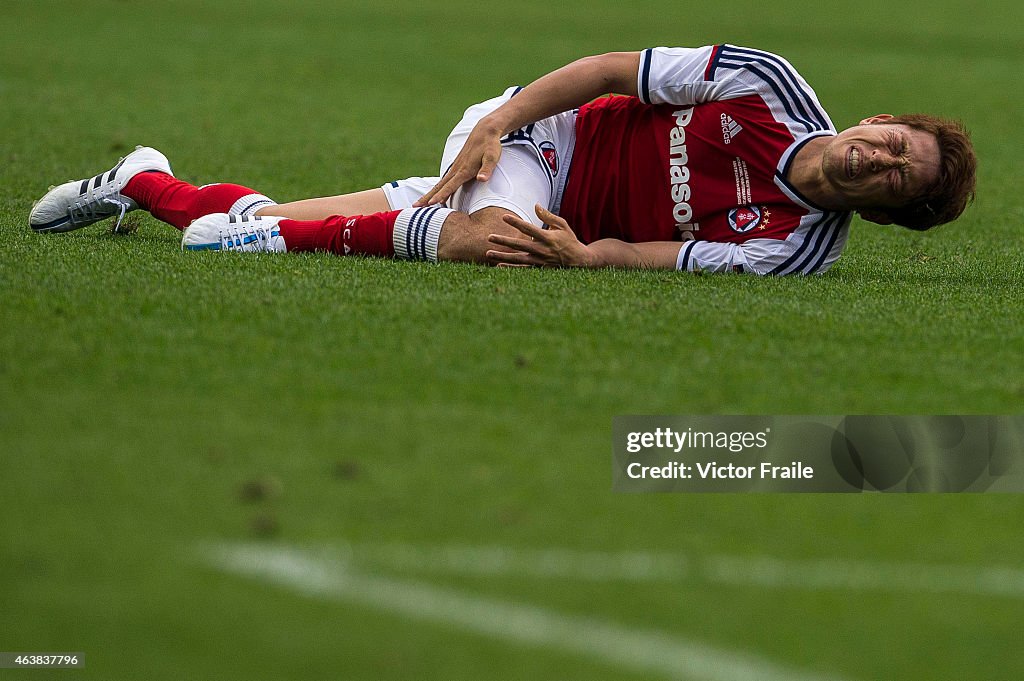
[
  {"x1": 437, "y1": 208, "x2": 519, "y2": 263},
  {"x1": 182, "y1": 202, "x2": 521, "y2": 261},
  {"x1": 28, "y1": 145, "x2": 276, "y2": 233},
  {"x1": 25, "y1": 143, "x2": 516, "y2": 261},
  {"x1": 122, "y1": 173, "x2": 275, "y2": 230},
  {"x1": 255, "y1": 188, "x2": 392, "y2": 220},
  {"x1": 183, "y1": 145, "x2": 547, "y2": 262}
]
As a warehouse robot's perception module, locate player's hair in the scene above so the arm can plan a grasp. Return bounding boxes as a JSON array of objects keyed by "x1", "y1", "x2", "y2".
[{"x1": 880, "y1": 114, "x2": 976, "y2": 231}]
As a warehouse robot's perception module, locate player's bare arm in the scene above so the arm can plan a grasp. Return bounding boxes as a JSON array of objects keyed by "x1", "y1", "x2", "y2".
[
  {"x1": 416, "y1": 52, "x2": 642, "y2": 207},
  {"x1": 486, "y1": 206, "x2": 680, "y2": 270}
]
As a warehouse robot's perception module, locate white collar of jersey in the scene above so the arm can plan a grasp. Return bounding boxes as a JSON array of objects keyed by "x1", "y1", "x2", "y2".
[{"x1": 774, "y1": 131, "x2": 836, "y2": 213}]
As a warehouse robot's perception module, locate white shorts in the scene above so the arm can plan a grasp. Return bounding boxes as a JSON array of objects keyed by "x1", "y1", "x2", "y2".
[{"x1": 382, "y1": 86, "x2": 577, "y2": 227}]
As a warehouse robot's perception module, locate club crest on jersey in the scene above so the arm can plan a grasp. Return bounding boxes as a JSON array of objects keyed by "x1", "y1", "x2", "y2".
[
  {"x1": 728, "y1": 206, "x2": 764, "y2": 233},
  {"x1": 539, "y1": 140, "x2": 558, "y2": 176}
]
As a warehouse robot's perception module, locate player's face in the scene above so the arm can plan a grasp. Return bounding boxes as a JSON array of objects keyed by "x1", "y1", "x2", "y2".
[{"x1": 822, "y1": 116, "x2": 941, "y2": 215}]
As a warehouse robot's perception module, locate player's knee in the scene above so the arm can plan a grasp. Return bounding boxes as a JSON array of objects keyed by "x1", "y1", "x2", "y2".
[
  {"x1": 469, "y1": 207, "x2": 519, "y2": 236},
  {"x1": 438, "y1": 207, "x2": 517, "y2": 263}
]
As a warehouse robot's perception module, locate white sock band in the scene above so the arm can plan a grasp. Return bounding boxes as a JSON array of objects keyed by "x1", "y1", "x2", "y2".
[
  {"x1": 228, "y1": 193, "x2": 277, "y2": 218},
  {"x1": 392, "y1": 206, "x2": 455, "y2": 262}
]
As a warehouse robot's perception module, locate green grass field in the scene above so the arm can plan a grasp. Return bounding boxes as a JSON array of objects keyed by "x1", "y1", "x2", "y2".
[{"x1": 2, "y1": 0, "x2": 1023, "y2": 679}]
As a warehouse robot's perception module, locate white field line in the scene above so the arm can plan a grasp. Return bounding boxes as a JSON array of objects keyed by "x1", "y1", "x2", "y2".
[
  {"x1": 346, "y1": 543, "x2": 689, "y2": 581},
  {"x1": 206, "y1": 543, "x2": 846, "y2": 681},
  {"x1": 703, "y1": 554, "x2": 1024, "y2": 599},
  {"x1": 339, "y1": 542, "x2": 1024, "y2": 600}
]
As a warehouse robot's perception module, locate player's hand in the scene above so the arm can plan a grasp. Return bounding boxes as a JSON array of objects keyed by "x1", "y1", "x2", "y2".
[
  {"x1": 485, "y1": 205, "x2": 600, "y2": 268},
  {"x1": 415, "y1": 119, "x2": 504, "y2": 207}
]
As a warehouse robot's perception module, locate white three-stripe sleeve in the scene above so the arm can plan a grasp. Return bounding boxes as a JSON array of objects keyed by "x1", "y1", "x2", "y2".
[
  {"x1": 638, "y1": 46, "x2": 835, "y2": 138},
  {"x1": 638, "y1": 46, "x2": 758, "y2": 107},
  {"x1": 709, "y1": 45, "x2": 835, "y2": 136},
  {"x1": 675, "y1": 241, "x2": 752, "y2": 274},
  {"x1": 676, "y1": 215, "x2": 851, "y2": 276}
]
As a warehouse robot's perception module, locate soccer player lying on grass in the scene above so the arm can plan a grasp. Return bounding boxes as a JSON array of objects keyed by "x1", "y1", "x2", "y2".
[{"x1": 31, "y1": 45, "x2": 976, "y2": 275}]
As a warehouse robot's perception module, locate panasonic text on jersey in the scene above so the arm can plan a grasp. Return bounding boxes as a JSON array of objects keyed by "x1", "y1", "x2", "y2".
[{"x1": 669, "y1": 108, "x2": 700, "y2": 240}]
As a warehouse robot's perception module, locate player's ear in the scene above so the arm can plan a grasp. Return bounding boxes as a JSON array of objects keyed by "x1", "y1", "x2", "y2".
[
  {"x1": 860, "y1": 114, "x2": 894, "y2": 125},
  {"x1": 859, "y1": 209, "x2": 894, "y2": 225}
]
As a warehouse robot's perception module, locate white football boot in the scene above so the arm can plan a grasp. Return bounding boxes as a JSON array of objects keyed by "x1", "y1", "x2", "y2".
[
  {"x1": 29, "y1": 146, "x2": 172, "y2": 233},
  {"x1": 182, "y1": 213, "x2": 287, "y2": 253}
]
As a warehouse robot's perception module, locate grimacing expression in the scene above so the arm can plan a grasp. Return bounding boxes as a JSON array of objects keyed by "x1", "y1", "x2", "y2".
[{"x1": 822, "y1": 116, "x2": 941, "y2": 212}]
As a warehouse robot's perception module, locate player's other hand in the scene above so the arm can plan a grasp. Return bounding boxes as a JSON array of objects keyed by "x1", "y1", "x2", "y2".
[
  {"x1": 415, "y1": 119, "x2": 504, "y2": 207},
  {"x1": 486, "y1": 205, "x2": 600, "y2": 268}
]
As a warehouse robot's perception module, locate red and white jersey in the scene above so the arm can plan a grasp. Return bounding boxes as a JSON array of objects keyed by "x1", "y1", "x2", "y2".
[{"x1": 558, "y1": 45, "x2": 852, "y2": 275}]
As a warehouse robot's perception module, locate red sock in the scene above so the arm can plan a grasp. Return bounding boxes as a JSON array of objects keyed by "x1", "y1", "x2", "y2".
[
  {"x1": 122, "y1": 172, "x2": 273, "y2": 230},
  {"x1": 277, "y1": 212, "x2": 400, "y2": 257}
]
